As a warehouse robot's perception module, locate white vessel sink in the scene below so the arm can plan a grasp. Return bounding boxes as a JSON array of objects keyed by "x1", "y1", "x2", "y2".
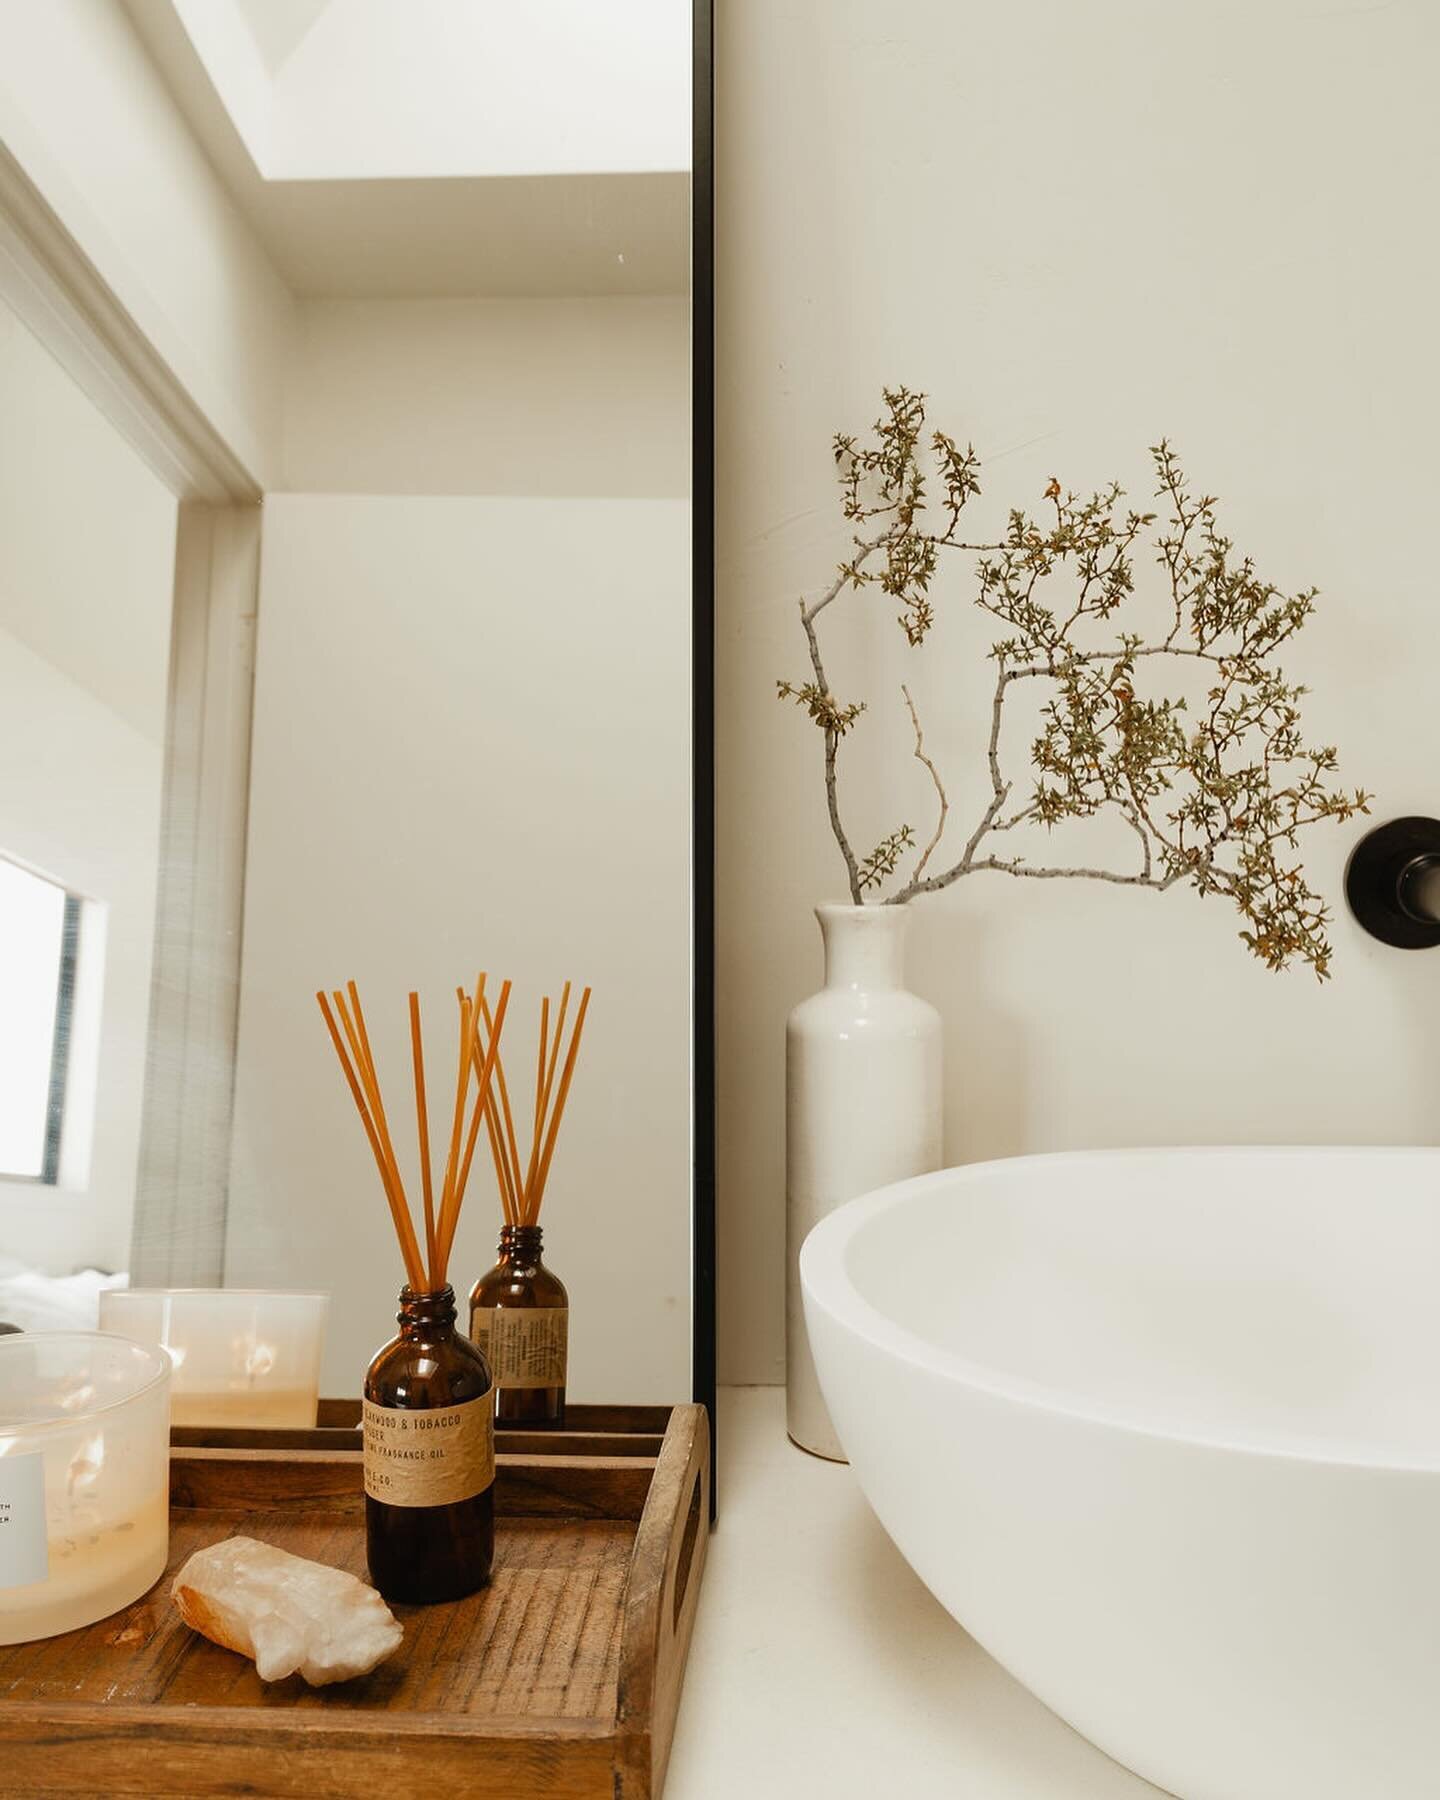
[{"x1": 800, "y1": 1147, "x2": 1440, "y2": 1800}]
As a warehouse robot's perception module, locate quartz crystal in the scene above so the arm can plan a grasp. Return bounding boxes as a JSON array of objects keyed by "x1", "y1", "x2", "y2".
[{"x1": 172, "y1": 1535, "x2": 403, "y2": 1685}]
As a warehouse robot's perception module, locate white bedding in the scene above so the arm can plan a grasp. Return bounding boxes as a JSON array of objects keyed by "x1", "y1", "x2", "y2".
[{"x1": 0, "y1": 1259, "x2": 128, "y2": 1332}]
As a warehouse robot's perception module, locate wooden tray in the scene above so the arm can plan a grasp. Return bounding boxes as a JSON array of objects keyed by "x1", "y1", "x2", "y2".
[
  {"x1": 172, "y1": 1399, "x2": 671, "y2": 1462},
  {"x1": 0, "y1": 1403, "x2": 709, "y2": 1800}
]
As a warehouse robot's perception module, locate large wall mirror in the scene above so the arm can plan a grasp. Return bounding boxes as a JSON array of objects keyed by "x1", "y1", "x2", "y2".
[{"x1": 0, "y1": 2, "x2": 713, "y2": 1432}]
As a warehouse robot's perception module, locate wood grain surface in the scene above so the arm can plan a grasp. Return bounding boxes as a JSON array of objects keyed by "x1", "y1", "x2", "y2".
[
  {"x1": 171, "y1": 1402, "x2": 670, "y2": 1462},
  {"x1": 0, "y1": 1404, "x2": 709, "y2": 1800}
]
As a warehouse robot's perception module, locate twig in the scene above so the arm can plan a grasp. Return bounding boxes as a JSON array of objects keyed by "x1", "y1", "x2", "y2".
[
  {"x1": 799, "y1": 591, "x2": 868, "y2": 905},
  {"x1": 900, "y1": 685, "x2": 947, "y2": 885},
  {"x1": 1120, "y1": 802, "x2": 1153, "y2": 881},
  {"x1": 802, "y1": 527, "x2": 1025, "y2": 907},
  {"x1": 891, "y1": 662, "x2": 1013, "y2": 903},
  {"x1": 800, "y1": 533, "x2": 888, "y2": 630},
  {"x1": 965, "y1": 858, "x2": 1170, "y2": 889}
]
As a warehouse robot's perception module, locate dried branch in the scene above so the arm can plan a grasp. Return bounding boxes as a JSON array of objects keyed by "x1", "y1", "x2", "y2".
[
  {"x1": 967, "y1": 857, "x2": 1172, "y2": 889},
  {"x1": 780, "y1": 389, "x2": 1371, "y2": 976},
  {"x1": 900, "y1": 685, "x2": 948, "y2": 885},
  {"x1": 779, "y1": 538, "x2": 889, "y2": 903}
]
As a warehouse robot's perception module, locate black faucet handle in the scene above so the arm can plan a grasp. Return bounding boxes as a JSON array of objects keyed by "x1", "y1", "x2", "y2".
[{"x1": 1346, "y1": 817, "x2": 1440, "y2": 948}]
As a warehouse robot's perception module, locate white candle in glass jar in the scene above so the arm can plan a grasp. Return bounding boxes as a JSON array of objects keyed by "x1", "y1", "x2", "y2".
[
  {"x1": 0, "y1": 1333, "x2": 170, "y2": 1645},
  {"x1": 99, "y1": 1290, "x2": 329, "y2": 1430}
]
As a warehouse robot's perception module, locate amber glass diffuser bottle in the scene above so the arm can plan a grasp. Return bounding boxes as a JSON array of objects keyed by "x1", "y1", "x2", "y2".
[
  {"x1": 469, "y1": 1224, "x2": 568, "y2": 1428},
  {"x1": 466, "y1": 980, "x2": 591, "y2": 1433},
  {"x1": 364, "y1": 1284, "x2": 494, "y2": 1602},
  {"x1": 316, "y1": 971, "x2": 511, "y2": 1606}
]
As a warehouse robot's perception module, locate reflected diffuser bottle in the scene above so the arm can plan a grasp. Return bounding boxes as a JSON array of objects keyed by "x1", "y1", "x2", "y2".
[
  {"x1": 363, "y1": 1283, "x2": 495, "y2": 1603},
  {"x1": 469, "y1": 1225, "x2": 568, "y2": 1429}
]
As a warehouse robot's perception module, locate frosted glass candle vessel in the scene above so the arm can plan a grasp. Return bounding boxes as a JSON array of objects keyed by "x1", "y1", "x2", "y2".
[
  {"x1": 99, "y1": 1290, "x2": 328, "y2": 1429},
  {"x1": 0, "y1": 1333, "x2": 171, "y2": 1644}
]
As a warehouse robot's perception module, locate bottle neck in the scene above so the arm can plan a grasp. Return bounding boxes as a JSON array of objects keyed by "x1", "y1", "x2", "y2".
[
  {"x1": 817, "y1": 903, "x2": 910, "y2": 991},
  {"x1": 499, "y1": 1224, "x2": 544, "y2": 1269},
  {"x1": 396, "y1": 1283, "x2": 458, "y2": 1339}
]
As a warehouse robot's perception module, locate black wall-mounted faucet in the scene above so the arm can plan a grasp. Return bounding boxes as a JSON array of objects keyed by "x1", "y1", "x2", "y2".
[{"x1": 1345, "y1": 818, "x2": 1440, "y2": 949}]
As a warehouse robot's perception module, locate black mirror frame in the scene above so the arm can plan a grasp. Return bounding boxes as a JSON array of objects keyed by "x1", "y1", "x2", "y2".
[{"x1": 691, "y1": 0, "x2": 717, "y2": 1510}]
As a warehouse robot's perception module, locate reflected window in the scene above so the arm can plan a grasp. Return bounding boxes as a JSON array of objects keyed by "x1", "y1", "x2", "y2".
[{"x1": 0, "y1": 856, "x2": 79, "y2": 1182}]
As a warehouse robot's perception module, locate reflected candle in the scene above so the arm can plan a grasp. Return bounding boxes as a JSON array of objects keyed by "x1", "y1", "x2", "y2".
[{"x1": 98, "y1": 1290, "x2": 328, "y2": 1430}]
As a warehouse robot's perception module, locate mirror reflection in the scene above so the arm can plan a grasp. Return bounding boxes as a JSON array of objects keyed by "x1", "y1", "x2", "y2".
[{"x1": 0, "y1": 2, "x2": 696, "y2": 1425}]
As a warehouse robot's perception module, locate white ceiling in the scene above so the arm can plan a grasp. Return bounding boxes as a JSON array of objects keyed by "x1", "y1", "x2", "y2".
[
  {"x1": 120, "y1": 0, "x2": 690, "y2": 299},
  {"x1": 233, "y1": 0, "x2": 331, "y2": 76},
  {"x1": 256, "y1": 0, "x2": 690, "y2": 182}
]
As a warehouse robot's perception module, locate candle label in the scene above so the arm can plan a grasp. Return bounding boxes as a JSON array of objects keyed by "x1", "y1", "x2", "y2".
[
  {"x1": 0, "y1": 1452, "x2": 48, "y2": 1589},
  {"x1": 470, "y1": 1305, "x2": 568, "y2": 1389},
  {"x1": 362, "y1": 1394, "x2": 494, "y2": 1507}
]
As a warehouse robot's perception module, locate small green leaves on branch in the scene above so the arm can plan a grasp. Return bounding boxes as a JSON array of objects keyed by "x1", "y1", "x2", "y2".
[
  {"x1": 778, "y1": 388, "x2": 1370, "y2": 975},
  {"x1": 858, "y1": 826, "x2": 916, "y2": 893},
  {"x1": 776, "y1": 679, "x2": 865, "y2": 737},
  {"x1": 833, "y1": 385, "x2": 988, "y2": 646}
]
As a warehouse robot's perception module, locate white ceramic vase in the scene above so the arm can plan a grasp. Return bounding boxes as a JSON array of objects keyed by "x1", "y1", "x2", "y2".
[{"x1": 785, "y1": 902, "x2": 942, "y2": 1459}]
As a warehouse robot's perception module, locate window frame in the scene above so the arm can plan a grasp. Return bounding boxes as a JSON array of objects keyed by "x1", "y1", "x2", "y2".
[{"x1": 0, "y1": 876, "x2": 81, "y2": 1187}]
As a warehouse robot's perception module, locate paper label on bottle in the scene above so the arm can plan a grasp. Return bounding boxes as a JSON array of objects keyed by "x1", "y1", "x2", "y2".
[
  {"x1": 470, "y1": 1306, "x2": 568, "y2": 1390},
  {"x1": 362, "y1": 1394, "x2": 495, "y2": 1507},
  {"x1": 0, "y1": 1453, "x2": 48, "y2": 1589}
]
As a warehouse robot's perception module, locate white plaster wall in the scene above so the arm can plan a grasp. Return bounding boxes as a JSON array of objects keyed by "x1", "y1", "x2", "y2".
[
  {"x1": 283, "y1": 298, "x2": 690, "y2": 498},
  {"x1": 716, "y1": 0, "x2": 1440, "y2": 1382},
  {"x1": 243, "y1": 295, "x2": 692, "y2": 1398},
  {"x1": 0, "y1": 0, "x2": 296, "y2": 484},
  {"x1": 228, "y1": 495, "x2": 692, "y2": 1401},
  {"x1": 0, "y1": 307, "x2": 177, "y2": 1273}
]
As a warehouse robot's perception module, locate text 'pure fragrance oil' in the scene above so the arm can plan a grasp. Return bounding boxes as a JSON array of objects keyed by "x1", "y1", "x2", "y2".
[
  {"x1": 315, "y1": 970, "x2": 512, "y2": 1603},
  {"x1": 463, "y1": 980, "x2": 592, "y2": 1431}
]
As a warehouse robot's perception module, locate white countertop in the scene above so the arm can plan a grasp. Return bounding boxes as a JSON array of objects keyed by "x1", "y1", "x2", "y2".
[{"x1": 665, "y1": 1387, "x2": 1165, "y2": 1800}]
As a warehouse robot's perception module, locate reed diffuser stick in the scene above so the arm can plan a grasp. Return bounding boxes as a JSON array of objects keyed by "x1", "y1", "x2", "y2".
[
  {"x1": 438, "y1": 981, "x2": 481, "y2": 1233},
  {"x1": 316, "y1": 992, "x2": 426, "y2": 1291},
  {"x1": 472, "y1": 988, "x2": 527, "y2": 1218},
  {"x1": 453, "y1": 1006, "x2": 498, "y2": 1232},
  {"x1": 336, "y1": 990, "x2": 412, "y2": 1231},
  {"x1": 344, "y1": 983, "x2": 414, "y2": 1256},
  {"x1": 524, "y1": 981, "x2": 570, "y2": 1200},
  {"x1": 316, "y1": 972, "x2": 509, "y2": 1294},
  {"x1": 470, "y1": 981, "x2": 592, "y2": 1230},
  {"x1": 408, "y1": 992, "x2": 438, "y2": 1282},
  {"x1": 532, "y1": 994, "x2": 549, "y2": 1162},
  {"x1": 482, "y1": 1094, "x2": 517, "y2": 1226},
  {"x1": 476, "y1": 990, "x2": 525, "y2": 1199},
  {"x1": 529, "y1": 986, "x2": 591, "y2": 1225},
  {"x1": 439, "y1": 977, "x2": 512, "y2": 1274}
]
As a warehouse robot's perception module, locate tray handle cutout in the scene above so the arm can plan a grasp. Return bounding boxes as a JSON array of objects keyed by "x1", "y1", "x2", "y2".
[{"x1": 671, "y1": 1466, "x2": 704, "y2": 1634}]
